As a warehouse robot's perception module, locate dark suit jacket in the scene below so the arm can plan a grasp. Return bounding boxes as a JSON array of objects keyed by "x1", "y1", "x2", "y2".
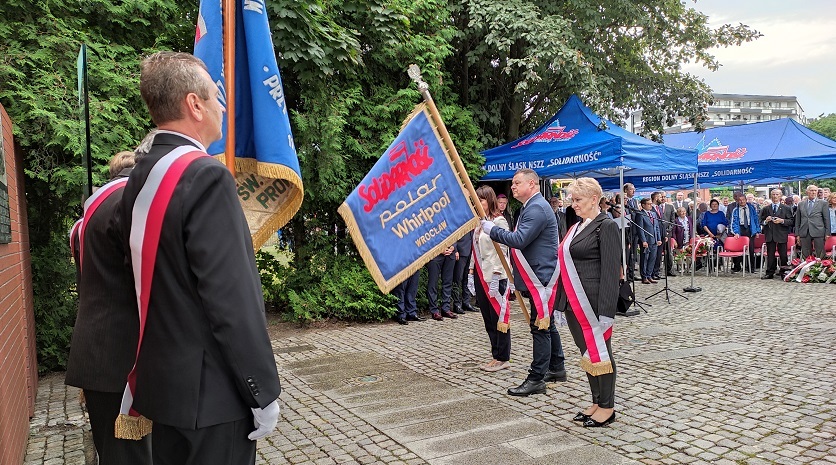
[
  {"x1": 795, "y1": 198, "x2": 830, "y2": 238},
  {"x1": 555, "y1": 213, "x2": 621, "y2": 319},
  {"x1": 672, "y1": 200, "x2": 691, "y2": 217},
  {"x1": 66, "y1": 172, "x2": 139, "y2": 393},
  {"x1": 555, "y1": 210, "x2": 567, "y2": 243},
  {"x1": 120, "y1": 133, "x2": 280, "y2": 429},
  {"x1": 490, "y1": 193, "x2": 558, "y2": 293},
  {"x1": 455, "y1": 230, "x2": 473, "y2": 256},
  {"x1": 759, "y1": 204, "x2": 794, "y2": 243},
  {"x1": 636, "y1": 209, "x2": 661, "y2": 244}
]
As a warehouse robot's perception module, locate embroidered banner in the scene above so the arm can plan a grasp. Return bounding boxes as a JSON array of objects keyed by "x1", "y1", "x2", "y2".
[
  {"x1": 339, "y1": 105, "x2": 479, "y2": 293},
  {"x1": 194, "y1": 0, "x2": 303, "y2": 249}
]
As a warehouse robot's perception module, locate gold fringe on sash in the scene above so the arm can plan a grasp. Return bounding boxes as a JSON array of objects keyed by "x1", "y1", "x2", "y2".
[
  {"x1": 114, "y1": 414, "x2": 153, "y2": 440},
  {"x1": 579, "y1": 357, "x2": 614, "y2": 376},
  {"x1": 496, "y1": 321, "x2": 509, "y2": 333},
  {"x1": 535, "y1": 316, "x2": 550, "y2": 330},
  {"x1": 78, "y1": 389, "x2": 86, "y2": 407}
]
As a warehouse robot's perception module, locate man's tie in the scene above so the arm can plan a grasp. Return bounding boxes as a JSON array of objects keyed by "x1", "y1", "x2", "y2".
[{"x1": 773, "y1": 204, "x2": 777, "y2": 214}]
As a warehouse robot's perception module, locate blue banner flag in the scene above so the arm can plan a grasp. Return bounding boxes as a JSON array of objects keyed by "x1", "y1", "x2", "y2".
[
  {"x1": 194, "y1": 0, "x2": 303, "y2": 248},
  {"x1": 339, "y1": 105, "x2": 480, "y2": 293}
]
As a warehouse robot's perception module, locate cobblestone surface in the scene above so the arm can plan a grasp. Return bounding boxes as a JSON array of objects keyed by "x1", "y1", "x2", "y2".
[{"x1": 25, "y1": 273, "x2": 836, "y2": 463}]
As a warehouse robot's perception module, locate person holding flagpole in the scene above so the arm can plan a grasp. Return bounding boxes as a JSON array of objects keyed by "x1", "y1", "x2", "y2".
[
  {"x1": 471, "y1": 185, "x2": 512, "y2": 372},
  {"x1": 118, "y1": 51, "x2": 281, "y2": 464},
  {"x1": 481, "y1": 169, "x2": 566, "y2": 396},
  {"x1": 556, "y1": 177, "x2": 620, "y2": 427}
]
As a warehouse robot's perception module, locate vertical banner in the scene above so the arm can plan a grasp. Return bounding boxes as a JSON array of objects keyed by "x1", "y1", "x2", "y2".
[
  {"x1": 339, "y1": 105, "x2": 480, "y2": 293},
  {"x1": 195, "y1": 0, "x2": 304, "y2": 249}
]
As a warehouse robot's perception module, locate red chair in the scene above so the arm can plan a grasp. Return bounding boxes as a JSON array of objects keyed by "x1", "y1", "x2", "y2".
[
  {"x1": 760, "y1": 234, "x2": 797, "y2": 277},
  {"x1": 751, "y1": 233, "x2": 765, "y2": 270},
  {"x1": 717, "y1": 236, "x2": 750, "y2": 276},
  {"x1": 824, "y1": 236, "x2": 836, "y2": 259}
]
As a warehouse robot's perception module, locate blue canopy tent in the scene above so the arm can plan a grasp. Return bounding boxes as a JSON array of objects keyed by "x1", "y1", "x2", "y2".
[
  {"x1": 480, "y1": 95, "x2": 702, "y2": 292},
  {"x1": 480, "y1": 95, "x2": 698, "y2": 183},
  {"x1": 599, "y1": 118, "x2": 836, "y2": 190}
]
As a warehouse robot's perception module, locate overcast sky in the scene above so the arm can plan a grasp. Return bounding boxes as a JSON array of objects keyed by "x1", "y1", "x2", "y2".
[{"x1": 684, "y1": 0, "x2": 836, "y2": 118}]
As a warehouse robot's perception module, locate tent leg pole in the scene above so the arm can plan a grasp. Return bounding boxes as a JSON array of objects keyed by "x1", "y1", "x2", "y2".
[{"x1": 684, "y1": 175, "x2": 701, "y2": 293}]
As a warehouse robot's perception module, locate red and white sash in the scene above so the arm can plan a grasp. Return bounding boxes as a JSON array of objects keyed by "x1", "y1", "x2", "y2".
[
  {"x1": 75, "y1": 177, "x2": 129, "y2": 271},
  {"x1": 510, "y1": 245, "x2": 560, "y2": 330},
  {"x1": 69, "y1": 218, "x2": 83, "y2": 261},
  {"x1": 114, "y1": 146, "x2": 206, "y2": 440},
  {"x1": 472, "y1": 230, "x2": 511, "y2": 332},
  {"x1": 558, "y1": 223, "x2": 613, "y2": 376}
]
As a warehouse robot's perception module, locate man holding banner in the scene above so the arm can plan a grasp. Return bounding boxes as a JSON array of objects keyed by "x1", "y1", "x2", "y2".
[{"x1": 481, "y1": 169, "x2": 567, "y2": 396}]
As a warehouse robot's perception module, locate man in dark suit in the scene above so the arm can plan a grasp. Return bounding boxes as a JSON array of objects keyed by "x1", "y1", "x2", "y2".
[
  {"x1": 426, "y1": 246, "x2": 459, "y2": 320},
  {"x1": 452, "y1": 231, "x2": 476, "y2": 312},
  {"x1": 66, "y1": 152, "x2": 151, "y2": 465},
  {"x1": 651, "y1": 192, "x2": 676, "y2": 278},
  {"x1": 120, "y1": 52, "x2": 281, "y2": 464},
  {"x1": 623, "y1": 183, "x2": 639, "y2": 282},
  {"x1": 795, "y1": 184, "x2": 831, "y2": 258},
  {"x1": 672, "y1": 191, "x2": 691, "y2": 217},
  {"x1": 760, "y1": 188, "x2": 794, "y2": 279},
  {"x1": 482, "y1": 169, "x2": 566, "y2": 396},
  {"x1": 637, "y1": 198, "x2": 662, "y2": 284},
  {"x1": 550, "y1": 196, "x2": 568, "y2": 242}
]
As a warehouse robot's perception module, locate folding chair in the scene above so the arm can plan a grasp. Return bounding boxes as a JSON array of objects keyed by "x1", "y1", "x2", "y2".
[
  {"x1": 760, "y1": 234, "x2": 797, "y2": 278},
  {"x1": 824, "y1": 236, "x2": 836, "y2": 259},
  {"x1": 717, "y1": 236, "x2": 750, "y2": 277}
]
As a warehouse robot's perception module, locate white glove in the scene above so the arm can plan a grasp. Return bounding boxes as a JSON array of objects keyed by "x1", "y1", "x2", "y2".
[
  {"x1": 488, "y1": 275, "x2": 500, "y2": 298},
  {"x1": 599, "y1": 315, "x2": 614, "y2": 330},
  {"x1": 248, "y1": 400, "x2": 280, "y2": 440},
  {"x1": 555, "y1": 311, "x2": 567, "y2": 327},
  {"x1": 481, "y1": 219, "x2": 495, "y2": 234},
  {"x1": 467, "y1": 273, "x2": 475, "y2": 295},
  {"x1": 509, "y1": 281, "x2": 515, "y2": 293}
]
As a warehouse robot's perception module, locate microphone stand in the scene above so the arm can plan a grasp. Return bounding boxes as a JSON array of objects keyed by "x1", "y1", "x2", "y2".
[
  {"x1": 619, "y1": 206, "x2": 652, "y2": 314},
  {"x1": 646, "y1": 216, "x2": 688, "y2": 303}
]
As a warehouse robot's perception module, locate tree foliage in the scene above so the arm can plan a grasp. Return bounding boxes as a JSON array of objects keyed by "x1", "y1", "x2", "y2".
[
  {"x1": 808, "y1": 114, "x2": 836, "y2": 141},
  {"x1": 0, "y1": 0, "x2": 196, "y2": 372},
  {"x1": 450, "y1": 0, "x2": 760, "y2": 143}
]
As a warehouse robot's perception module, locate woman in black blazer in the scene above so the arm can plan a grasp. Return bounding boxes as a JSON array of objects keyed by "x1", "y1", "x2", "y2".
[{"x1": 555, "y1": 177, "x2": 621, "y2": 427}]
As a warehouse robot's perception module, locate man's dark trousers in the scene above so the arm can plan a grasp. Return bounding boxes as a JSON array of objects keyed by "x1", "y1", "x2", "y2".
[
  {"x1": 523, "y1": 292, "x2": 565, "y2": 381},
  {"x1": 427, "y1": 254, "x2": 455, "y2": 314}
]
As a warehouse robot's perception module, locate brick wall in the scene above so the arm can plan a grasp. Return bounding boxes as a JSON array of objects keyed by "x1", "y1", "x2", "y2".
[{"x1": 0, "y1": 104, "x2": 37, "y2": 465}]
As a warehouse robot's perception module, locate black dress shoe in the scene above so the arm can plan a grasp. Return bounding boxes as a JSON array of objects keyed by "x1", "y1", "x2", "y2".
[
  {"x1": 441, "y1": 310, "x2": 458, "y2": 319},
  {"x1": 394, "y1": 317, "x2": 408, "y2": 325},
  {"x1": 406, "y1": 314, "x2": 426, "y2": 321},
  {"x1": 452, "y1": 307, "x2": 466, "y2": 314},
  {"x1": 431, "y1": 313, "x2": 443, "y2": 321},
  {"x1": 462, "y1": 303, "x2": 478, "y2": 312},
  {"x1": 761, "y1": 274, "x2": 774, "y2": 280},
  {"x1": 582, "y1": 411, "x2": 615, "y2": 427},
  {"x1": 507, "y1": 380, "x2": 546, "y2": 396},
  {"x1": 573, "y1": 412, "x2": 590, "y2": 422},
  {"x1": 651, "y1": 275, "x2": 661, "y2": 280},
  {"x1": 667, "y1": 271, "x2": 677, "y2": 277},
  {"x1": 543, "y1": 370, "x2": 567, "y2": 382}
]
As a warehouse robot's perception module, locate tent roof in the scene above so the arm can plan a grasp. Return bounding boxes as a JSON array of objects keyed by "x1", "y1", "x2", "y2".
[
  {"x1": 600, "y1": 118, "x2": 836, "y2": 190},
  {"x1": 480, "y1": 95, "x2": 697, "y2": 181}
]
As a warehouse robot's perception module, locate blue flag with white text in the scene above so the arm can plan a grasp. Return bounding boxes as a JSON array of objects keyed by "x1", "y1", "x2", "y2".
[
  {"x1": 195, "y1": 0, "x2": 303, "y2": 248},
  {"x1": 339, "y1": 105, "x2": 479, "y2": 293}
]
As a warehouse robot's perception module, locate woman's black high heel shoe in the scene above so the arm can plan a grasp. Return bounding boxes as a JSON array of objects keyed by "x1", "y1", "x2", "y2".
[
  {"x1": 582, "y1": 411, "x2": 615, "y2": 427},
  {"x1": 572, "y1": 412, "x2": 590, "y2": 422}
]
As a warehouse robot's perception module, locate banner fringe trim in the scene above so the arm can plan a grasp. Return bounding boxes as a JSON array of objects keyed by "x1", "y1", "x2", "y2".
[
  {"x1": 579, "y1": 357, "x2": 614, "y2": 376},
  {"x1": 114, "y1": 414, "x2": 152, "y2": 440}
]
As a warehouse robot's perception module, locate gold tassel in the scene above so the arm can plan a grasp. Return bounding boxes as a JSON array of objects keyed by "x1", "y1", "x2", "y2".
[
  {"x1": 579, "y1": 357, "x2": 614, "y2": 376},
  {"x1": 114, "y1": 414, "x2": 153, "y2": 440},
  {"x1": 78, "y1": 389, "x2": 86, "y2": 407},
  {"x1": 497, "y1": 321, "x2": 509, "y2": 333},
  {"x1": 535, "y1": 316, "x2": 550, "y2": 330}
]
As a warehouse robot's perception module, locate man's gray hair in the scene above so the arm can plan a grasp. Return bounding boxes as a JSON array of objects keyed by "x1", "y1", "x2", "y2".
[{"x1": 140, "y1": 51, "x2": 211, "y2": 125}]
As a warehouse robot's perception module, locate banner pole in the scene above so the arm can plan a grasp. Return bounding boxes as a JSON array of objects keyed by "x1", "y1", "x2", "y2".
[
  {"x1": 408, "y1": 65, "x2": 529, "y2": 322},
  {"x1": 222, "y1": 0, "x2": 236, "y2": 175}
]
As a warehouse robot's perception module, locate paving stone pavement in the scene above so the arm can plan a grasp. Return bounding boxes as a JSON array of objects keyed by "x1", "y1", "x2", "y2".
[{"x1": 26, "y1": 273, "x2": 836, "y2": 464}]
